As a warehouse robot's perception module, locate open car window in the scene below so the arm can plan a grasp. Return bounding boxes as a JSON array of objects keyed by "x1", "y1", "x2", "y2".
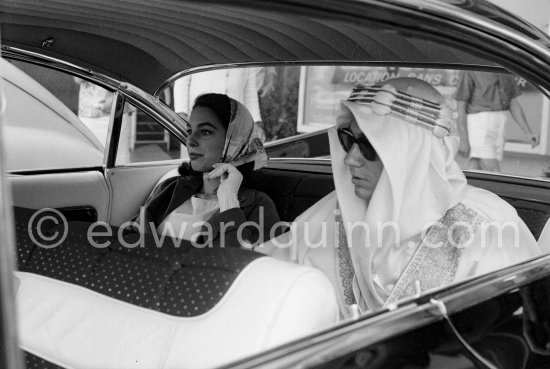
[
  {"x1": 115, "y1": 101, "x2": 182, "y2": 165},
  {"x1": 163, "y1": 63, "x2": 550, "y2": 313},
  {"x1": 167, "y1": 65, "x2": 550, "y2": 180}
]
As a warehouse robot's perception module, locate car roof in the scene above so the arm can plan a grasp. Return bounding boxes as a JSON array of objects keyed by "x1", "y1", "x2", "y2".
[{"x1": 2, "y1": 0, "x2": 550, "y2": 95}]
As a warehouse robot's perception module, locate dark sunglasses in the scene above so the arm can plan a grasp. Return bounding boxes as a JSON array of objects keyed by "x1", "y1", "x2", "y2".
[{"x1": 337, "y1": 127, "x2": 377, "y2": 161}]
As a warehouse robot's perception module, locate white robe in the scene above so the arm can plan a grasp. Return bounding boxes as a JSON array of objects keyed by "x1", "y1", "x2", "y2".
[{"x1": 259, "y1": 98, "x2": 541, "y2": 318}]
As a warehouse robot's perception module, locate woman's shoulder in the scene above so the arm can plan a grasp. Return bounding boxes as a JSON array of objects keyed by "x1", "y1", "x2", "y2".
[{"x1": 152, "y1": 167, "x2": 201, "y2": 200}]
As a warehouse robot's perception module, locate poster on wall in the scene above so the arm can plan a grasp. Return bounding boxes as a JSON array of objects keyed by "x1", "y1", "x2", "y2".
[
  {"x1": 297, "y1": 65, "x2": 543, "y2": 152},
  {"x1": 298, "y1": 66, "x2": 460, "y2": 132}
]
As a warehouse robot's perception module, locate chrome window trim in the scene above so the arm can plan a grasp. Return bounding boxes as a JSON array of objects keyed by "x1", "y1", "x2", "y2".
[
  {"x1": 2, "y1": 46, "x2": 122, "y2": 90},
  {"x1": 110, "y1": 159, "x2": 183, "y2": 169},
  {"x1": 2, "y1": 48, "x2": 188, "y2": 165},
  {"x1": 157, "y1": 61, "x2": 510, "y2": 100},
  {"x1": 117, "y1": 82, "x2": 187, "y2": 147}
]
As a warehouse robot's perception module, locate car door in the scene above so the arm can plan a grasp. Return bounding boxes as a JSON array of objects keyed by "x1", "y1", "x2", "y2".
[
  {"x1": 104, "y1": 90, "x2": 186, "y2": 227},
  {"x1": 0, "y1": 163, "x2": 24, "y2": 369},
  {"x1": 297, "y1": 257, "x2": 550, "y2": 369},
  {"x1": 3, "y1": 53, "x2": 188, "y2": 234}
]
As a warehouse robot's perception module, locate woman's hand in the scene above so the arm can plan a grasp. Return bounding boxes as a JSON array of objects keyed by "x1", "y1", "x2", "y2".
[{"x1": 205, "y1": 163, "x2": 243, "y2": 211}]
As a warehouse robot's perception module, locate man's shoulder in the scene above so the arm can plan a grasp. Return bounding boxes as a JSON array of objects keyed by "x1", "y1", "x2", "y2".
[{"x1": 460, "y1": 185, "x2": 519, "y2": 223}]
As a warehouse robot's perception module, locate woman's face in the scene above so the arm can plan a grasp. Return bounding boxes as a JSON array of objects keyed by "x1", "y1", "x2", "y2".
[
  {"x1": 186, "y1": 106, "x2": 227, "y2": 172},
  {"x1": 343, "y1": 118, "x2": 384, "y2": 203}
]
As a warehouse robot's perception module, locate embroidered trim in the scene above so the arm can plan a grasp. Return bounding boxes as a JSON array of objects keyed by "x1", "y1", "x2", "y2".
[
  {"x1": 336, "y1": 213, "x2": 355, "y2": 306},
  {"x1": 384, "y1": 203, "x2": 485, "y2": 306}
]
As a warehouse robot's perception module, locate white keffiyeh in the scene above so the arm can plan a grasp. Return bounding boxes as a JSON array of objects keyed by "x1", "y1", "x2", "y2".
[{"x1": 260, "y1": 78, "x2": 540, "y2": 318}]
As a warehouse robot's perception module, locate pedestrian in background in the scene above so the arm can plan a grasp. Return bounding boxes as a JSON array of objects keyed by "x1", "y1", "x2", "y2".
[{"x1": 454, "y1": 70, "x2": 539, "y2": 172}]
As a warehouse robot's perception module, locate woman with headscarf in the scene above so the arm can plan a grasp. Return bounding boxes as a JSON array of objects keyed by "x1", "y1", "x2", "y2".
[
  {"x1": 260, "y1": 78, "x2": 540, "y2": 319},
  {"x1": 137, "y1": 93, "x2": 279, "y2": 248}
]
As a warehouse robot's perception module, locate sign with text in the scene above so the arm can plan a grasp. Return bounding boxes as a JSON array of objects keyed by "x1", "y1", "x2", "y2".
[{"x1": 298, "y1": 66, "x2": 542, "y2": 150}]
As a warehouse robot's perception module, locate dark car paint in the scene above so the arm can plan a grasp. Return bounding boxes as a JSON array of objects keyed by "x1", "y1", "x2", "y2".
[{"x1": 221, "y1": 253, "x2": 550, "y2": 368}]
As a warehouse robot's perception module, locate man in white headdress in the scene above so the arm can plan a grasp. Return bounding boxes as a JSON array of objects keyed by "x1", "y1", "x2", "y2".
[{"x1": 259, "y1": 77, "x2": 541, "y2": 319}]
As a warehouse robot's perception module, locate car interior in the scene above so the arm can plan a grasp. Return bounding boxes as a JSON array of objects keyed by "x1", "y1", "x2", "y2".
[
  {"x1": 250, "y1": 164, "x2": 550, "y2": 241},
  {"x1": 4, "y1": 58, "x2": 550, "y2": 369},
  {"x1": 3, "y1": 0, "x2": 550, "y2": 368}
]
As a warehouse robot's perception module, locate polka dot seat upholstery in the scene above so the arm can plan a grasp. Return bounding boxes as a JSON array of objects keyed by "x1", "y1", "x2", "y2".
[
  {"x1": 25, "y1": 353, "x2": 63, "y2": 369},
  {"x1": 15, "y1": 207, "x2": 261, "y2": 317},
  {"x1": 13, "y1": 207, "x2": 339, "y2": 368}
]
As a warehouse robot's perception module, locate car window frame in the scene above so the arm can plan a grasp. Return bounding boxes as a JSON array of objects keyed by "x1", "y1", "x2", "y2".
[
  {"x1": 0, "y1": 176, "x2": 23, "y2": 369},
  {"x1": 1, "y1": 59, "x2": 110, "y2": 173},
  {"x1": 2, "y1": 51, "x2": 188, "y2": 172},
  {"x1": 221, "y1": 253, "x2": 550, "y2": 368},
  {"x1": 107, "y1": 84, "x2": 187, "y2": 169},
  {"x1": 167, "y1": 62, "x2": 550, "y2": 183}
]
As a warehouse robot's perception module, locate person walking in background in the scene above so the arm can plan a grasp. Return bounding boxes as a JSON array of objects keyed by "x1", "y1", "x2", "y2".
[
  {"x1": 75, "y1": 77, "x2": 133, "y2": 163},
  {"x1": 454, "y1": 70, "x2": 539, "y2": 172},
  {"x1": 173, "y1": 68, "x2": 261, "y2": 121},
  {"x1": 173, "y1": 68, "x2": 265, "y2": 141},
  {"x1": 256, "y1": 66, "x2": 277, "y2": 99}
]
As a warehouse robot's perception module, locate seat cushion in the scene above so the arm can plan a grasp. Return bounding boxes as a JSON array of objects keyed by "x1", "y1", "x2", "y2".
[
  {"x1": 14, "y1": 206, "x2": 339, "y2": 368},
  {"x1": 16, "y1": 258, "x2": 337, "y2": 368}
]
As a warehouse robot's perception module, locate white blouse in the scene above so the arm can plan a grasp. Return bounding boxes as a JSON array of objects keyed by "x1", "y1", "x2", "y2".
[{"x1": 156, "y1": 195, "x2": 220, "y2": 242}]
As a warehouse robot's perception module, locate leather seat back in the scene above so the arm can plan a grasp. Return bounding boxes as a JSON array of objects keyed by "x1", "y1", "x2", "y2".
[
  {"x1": 17, "y1": 257, "x2": 338, "y2": 368},
  {"x1": 14, "y1": 206, "x2": 338, "y2": 368}
]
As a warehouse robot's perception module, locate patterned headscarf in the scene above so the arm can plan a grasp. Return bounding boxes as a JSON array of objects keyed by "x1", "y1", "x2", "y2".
[{"x1": 220, "y1": 97, "x2": 268, "y2": 170}]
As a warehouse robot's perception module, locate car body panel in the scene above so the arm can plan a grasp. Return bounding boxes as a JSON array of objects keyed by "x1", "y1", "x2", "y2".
[{"x1": 1, "y1": 58, "x2": 104, "y2": 172}]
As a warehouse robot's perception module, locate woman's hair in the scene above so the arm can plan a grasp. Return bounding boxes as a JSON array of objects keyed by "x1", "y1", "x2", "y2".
[{"x1": 192, "y1": 93, "x2": 232, "y2": 129}]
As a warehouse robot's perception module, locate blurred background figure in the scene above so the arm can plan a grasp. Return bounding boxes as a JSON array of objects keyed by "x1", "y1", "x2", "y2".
[
  {"x1": 454, "y1": 70, "x2": 539, "y2": 172},
  {"x1": 75, "y1": 77, "x2": 133, "y2": 163},
  {"x1": 75, "y1": 77, "x2": 112, "y2": 143},
  {"x1": 172, "y1": 68, "x2": 265, "y2": 142},
  {"x1": 255, "y1": 66, "x2": 301, "y2": 142},
  {"x1": 256, "y1": 66, "x2": 277, "y2": 99}
]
